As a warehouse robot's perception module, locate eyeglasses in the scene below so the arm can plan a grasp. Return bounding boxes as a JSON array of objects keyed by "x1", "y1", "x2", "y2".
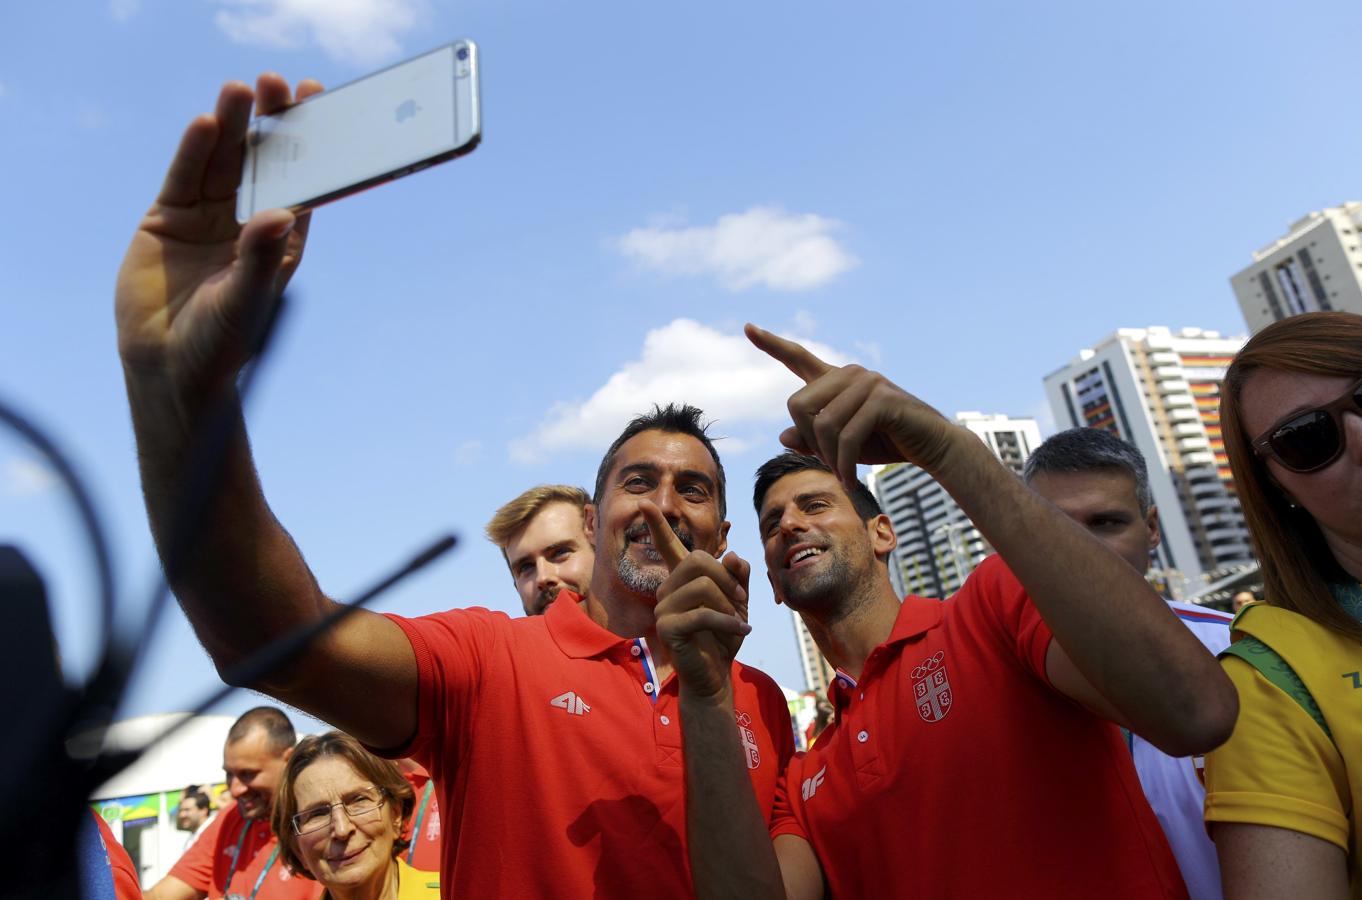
[
  {"x1": 1251, "y1": 377, "x2": 1362, "y2": 473},
  {"x1": 291, "y1": 789, "x2": 386, "y2": 835}
]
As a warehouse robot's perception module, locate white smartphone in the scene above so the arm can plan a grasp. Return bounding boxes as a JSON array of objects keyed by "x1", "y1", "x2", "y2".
[{"x1": 236, "y1": 39, "x2": 481, "y2": 223}]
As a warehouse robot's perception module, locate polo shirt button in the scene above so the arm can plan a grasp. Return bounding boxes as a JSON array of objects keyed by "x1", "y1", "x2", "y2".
[
  {"x1": 859, "y1": 693, "x2": 865, "y2": 701},
  {"x1": 644, "y1": 682, "x2": 655, "y2": 694},
  {"x1": 857, "y1": 730, "x2": 869, "y2": 743},
  {"x1": 630, "y1": 645, "x2": 641, "y2": 656},
  {"x1": 660, "y1": 715, "x2": 671, "y2": 725}
]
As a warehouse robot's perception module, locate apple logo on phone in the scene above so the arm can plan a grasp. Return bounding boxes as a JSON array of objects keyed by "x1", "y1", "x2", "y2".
[{"x1": 395, "y1": 99, "x2": 420, "y2": 123}]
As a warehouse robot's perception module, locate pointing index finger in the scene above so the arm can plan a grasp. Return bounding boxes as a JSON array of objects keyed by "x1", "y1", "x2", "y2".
[
  {"x1": 639, "y1": 500, "x2": 688, "y2": 572},
  {"x1": 745, "y1": 324, "x2": 833, "y2": 384}
]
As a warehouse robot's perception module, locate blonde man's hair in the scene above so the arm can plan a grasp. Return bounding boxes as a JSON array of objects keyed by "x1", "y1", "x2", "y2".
[{"x1": 485, "y1": 484, "x2": 591, "y2": 561}]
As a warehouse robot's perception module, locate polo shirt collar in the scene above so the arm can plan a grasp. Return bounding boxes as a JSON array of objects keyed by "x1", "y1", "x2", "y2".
[
  {"x1": 829, "y1": 595, "x2": 942, "y2": 708},
  {"x1": 546, "y1": 590, "x2": 628, "y2": 659},
  {"x1": 885, "y1": 593, "x2": 944, "y2": 645}
]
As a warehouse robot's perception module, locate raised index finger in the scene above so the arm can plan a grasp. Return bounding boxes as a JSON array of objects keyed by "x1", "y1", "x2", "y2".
[
  {"x1": 639, "y1": 500, "x2": 689, "y2": 571},
  {"x1": 745, "y1": 324, "x2": 834, "y2": 384}
]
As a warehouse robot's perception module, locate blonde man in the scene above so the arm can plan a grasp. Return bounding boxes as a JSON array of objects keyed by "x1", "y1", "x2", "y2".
[{"x1": 486, "y1": 485, "x2": 595, "y2": 615}]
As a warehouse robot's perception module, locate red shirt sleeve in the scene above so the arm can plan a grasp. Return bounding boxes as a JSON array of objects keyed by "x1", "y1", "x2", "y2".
[
  {"x1": 90, "y1": 811, "x2": 141, "y2": 900},
  {"x1": 967, "y1": 554, "x2": 1054, "y2": 684},
  {"x1": 769, "y1": 756, "x2": 808, "y2": 840},
  {"x1": 375, "y1": 608, "x2": 504, "y2": 771},
  {"x1": 169, "y1": 804, "x2": 226, "y2": 891}
]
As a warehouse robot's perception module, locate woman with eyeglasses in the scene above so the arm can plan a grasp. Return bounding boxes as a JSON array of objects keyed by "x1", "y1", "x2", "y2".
[
  {"x1": 272, "y1": 732, "x2": 439, "y2": 900},
  {"x1": 1205, "y1": 311, "x2": 1362, "y2": 899}
]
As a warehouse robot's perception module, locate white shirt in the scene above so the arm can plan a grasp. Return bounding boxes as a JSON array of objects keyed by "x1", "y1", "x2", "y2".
[{"x1": 1129, "y1": 600, "x2": 1233, "y2": 900}]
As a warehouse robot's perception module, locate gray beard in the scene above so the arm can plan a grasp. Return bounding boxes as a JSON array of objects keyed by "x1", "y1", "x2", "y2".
[{"x1": 617, "y1": 547, "x2": 665, "y2": 596}]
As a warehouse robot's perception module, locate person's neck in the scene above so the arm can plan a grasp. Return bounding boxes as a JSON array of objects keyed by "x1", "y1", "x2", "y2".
[
  {"x1": 583, "y1": 574, "x2": 672, "y2": 681},
  {"x1": 800, "y1": 582, "x2": 901, "y2": 682},
  {"x1": 325, "y1": 860, "x2": 399, "y2": 900},
  {"x1": 1323, "y1": 526, "x2": 1362, "y2": 585}
]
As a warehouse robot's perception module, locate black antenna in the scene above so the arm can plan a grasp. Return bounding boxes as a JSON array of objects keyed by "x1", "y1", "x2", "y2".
[
  {"x1": 91, "y1": 534, "x2": 457, "y2": 784},
  {"x1": 2, "y1": 287, "x2": 460, "y2": 897}
]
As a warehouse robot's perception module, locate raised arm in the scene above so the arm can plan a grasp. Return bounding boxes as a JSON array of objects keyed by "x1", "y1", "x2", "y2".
[
  {"x1": 746, "y1": 324, "x2": 1237, "y2": 757},
  {"x1": 116, "y1": 76, "x2": 417, "y2": 750},
  {"x1": 645, "y1": 503, "x2": 823, "y2": 900}
]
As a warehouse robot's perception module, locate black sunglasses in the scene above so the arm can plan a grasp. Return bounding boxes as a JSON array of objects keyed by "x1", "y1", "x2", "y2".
[{"x1": 1251, "y1": 377, "x2": 1362, "y2": 473}]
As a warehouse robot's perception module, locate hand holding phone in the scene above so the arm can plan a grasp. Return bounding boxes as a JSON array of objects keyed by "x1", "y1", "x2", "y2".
[
  {"x1": 237, "y1": 39, "x2": 482, "y2": 223},
  {"x1": 117, "y1": 74, "x2": 317, "y2": 412}
]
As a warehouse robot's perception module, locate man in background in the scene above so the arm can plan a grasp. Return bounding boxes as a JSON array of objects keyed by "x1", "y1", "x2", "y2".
[
  {"x1": 485, "y1": 484, "x2": 595, "y2": 615},
  {"x1": 1025, "y1": 427, "x2": 1233, "y2": 900},
  {"x1": 1231, "y1": 590, "x2": 1256, "y2": 614},
  {"x1": 174, "y1": 786, "x2": 215, "y2": 851},
  {"x1": 145, "y1": 707, "x2": 317, "y2": 900}
]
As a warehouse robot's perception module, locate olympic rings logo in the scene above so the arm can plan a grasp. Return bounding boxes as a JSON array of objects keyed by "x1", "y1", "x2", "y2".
[{"x1": 911, "y1": 651, "x2": 945, "y2": 680}]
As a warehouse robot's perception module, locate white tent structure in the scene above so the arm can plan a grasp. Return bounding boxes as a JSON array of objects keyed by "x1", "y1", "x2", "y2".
[{"x1": 88, "y1": 713, "x2": 235, "y2": 889}]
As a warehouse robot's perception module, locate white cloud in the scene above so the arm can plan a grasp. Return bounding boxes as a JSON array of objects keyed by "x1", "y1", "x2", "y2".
[
  {"x1": 110, "y1": 0, "x2": 141, "y2": 21},
  {"x1": 508, "y1": 319, "x2": 850, "y2": 464},
  {"x1": 213, "y1": 0, "x2": 428, "y2": 66},
  {"x1": 452, "y1": 439, "x2": 482, "y2": 467},
  {"x1": 4, "y1": 457, "x2": 57, "y2": 497},
  {"x1": 853, "y1": 340, "x2": 883, "y2": 366},
  {"x1": 614, "y1": 206, "x2": 857, "y2": 292}
]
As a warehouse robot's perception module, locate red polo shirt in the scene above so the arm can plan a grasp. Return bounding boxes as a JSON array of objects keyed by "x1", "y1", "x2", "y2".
[
  {"x1": 168, "y1": 803, "x2": 319, "y2": 899},
  {"x1": 771, "y1": 554, "x2": 1187, "y2": 899},
  {"x1": 398, "y1": 764, "x2": 441, "y2": 872},
  {"x1": 381, "y1": 591, "x2": 795, "y2": 898}
]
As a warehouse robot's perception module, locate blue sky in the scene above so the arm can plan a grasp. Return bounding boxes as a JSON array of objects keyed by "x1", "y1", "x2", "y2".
[{"x1": 3, "y1": 0, "x2": 1360, "y2": 731}]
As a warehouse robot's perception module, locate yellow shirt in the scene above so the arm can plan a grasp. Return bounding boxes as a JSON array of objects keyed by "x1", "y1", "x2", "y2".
[
  {"x1": 319, "y1": 859, "x2": 439, "y2": 900},
  {"x1": 396, "y1": 857, "x2": 439, "y2": 900},
  {"x1": 1204, "y1": 604, "x2": 1360, "y2": 897}
]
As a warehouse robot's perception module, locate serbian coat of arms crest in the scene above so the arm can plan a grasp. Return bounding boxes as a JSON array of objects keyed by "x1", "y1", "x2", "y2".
[{"x1": 911, "y1": 650, "x2": 953, "y2": 723}]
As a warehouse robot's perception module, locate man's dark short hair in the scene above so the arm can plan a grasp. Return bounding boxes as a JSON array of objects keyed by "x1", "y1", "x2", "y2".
[
  {"x1": 182, "y1": 790, "x2": 211, "y2": 811},
  {"x1": 752, "y1": 452, "x2": 883, "y2": 522},
  {"x1": 1023, "y1": 428, "x2": 1153, "y2": 515},
  {"x1": 594, "y1": 403, "x2": 727, "y2": 519},
  {"x1": 226, "y1": 706, "x2": 296, "y2": 755}
]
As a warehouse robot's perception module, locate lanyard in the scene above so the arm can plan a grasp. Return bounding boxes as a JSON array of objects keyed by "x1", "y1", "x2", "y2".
[
  {"x1": 225, "y1": 843, "x2": 280, "y2": 900},
  {"x1": 223, "y1": 819, "x2": 253, "y2": 890},
  {"x1": 635, "y1": 637, "x2": 659, "y2": 705},
  {"x1": 406, "y1": 781, "x2": 434, "y2": 865}
]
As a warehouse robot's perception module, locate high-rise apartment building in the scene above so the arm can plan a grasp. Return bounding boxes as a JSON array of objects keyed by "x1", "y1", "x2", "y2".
[
  {"x1": 792, "y1": 614, "x2": 835, "y2": 696},
  {"x1": 866, "y1": 413, "x2": 1042, "y2": 600},
  {"x1": 1230, "y1": 202, "x2": 1362, "y2": 333},
  {"x1": 1043, "y1": 327, "x2": 1254, "y2": 589}
]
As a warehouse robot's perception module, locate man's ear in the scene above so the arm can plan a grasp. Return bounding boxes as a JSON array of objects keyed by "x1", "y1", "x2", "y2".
[
  {"x1": 281, "y1": 745, "x2": 294, "y2": 762},
  {"x1": 716, "y1": 520, "x2": 731, "y2": 557},
  {"x1": 869, "y1": 514, "x2": 897, "y2": 563},
  {"x1": 767, "y1": 568, "x2": 785, "y2": 606},
  {"x1": 583, "y1": 503, "x2": 597, "y2": 545},
  {"x1": 1145, "y1": 505, "x2": 1162, "y2": 556}
]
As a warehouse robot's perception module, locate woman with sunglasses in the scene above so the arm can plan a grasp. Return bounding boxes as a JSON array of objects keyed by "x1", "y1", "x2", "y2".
[
  {"x1": 272, "y1": 732, "x2": 438, "y2": 900},
  {"x1": 1205, "y1": 311, "x2": 1362, "y2": 899}
]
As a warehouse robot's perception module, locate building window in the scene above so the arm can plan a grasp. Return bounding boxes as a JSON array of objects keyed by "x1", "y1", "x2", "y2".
[{"x1": 1274, "y1": 258, "x2": 1310, "y2": 315}]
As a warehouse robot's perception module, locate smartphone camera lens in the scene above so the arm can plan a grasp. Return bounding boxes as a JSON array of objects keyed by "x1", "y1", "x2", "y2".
[{"x1": 456, "y1": 46, "x2": 469, "y2": 61}]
